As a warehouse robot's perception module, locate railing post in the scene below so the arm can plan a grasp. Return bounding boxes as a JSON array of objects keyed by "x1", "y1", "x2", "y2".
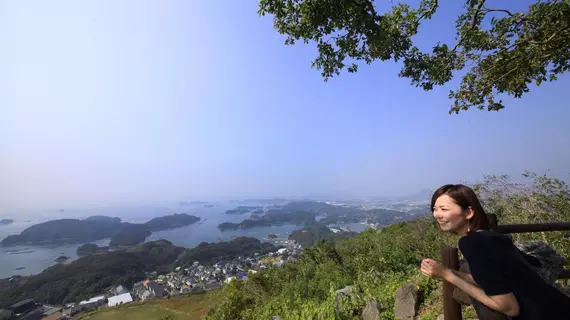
[
  {"x1": 487, "y1": 213, "x2": 498, "y2": 227},
  {"x1": 441, "y1": 245, "x2": 462, "y2": 320}
]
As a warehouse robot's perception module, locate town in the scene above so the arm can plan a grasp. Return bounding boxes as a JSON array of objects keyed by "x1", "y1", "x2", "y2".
[{"x1": 3, "y1": 240, "x2": 303, "y2": 320}]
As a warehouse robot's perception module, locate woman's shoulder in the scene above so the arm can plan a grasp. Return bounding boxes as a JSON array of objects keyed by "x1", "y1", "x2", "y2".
[{"x1": 459, "y1": 230, "x2": 512, "y2": 252}]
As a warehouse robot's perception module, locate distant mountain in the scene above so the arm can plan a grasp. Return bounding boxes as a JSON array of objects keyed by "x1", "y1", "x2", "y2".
[
  {"x1": 1, "y1": 214, "x2": 201, "y2": 247},
  {"x1": 401, "y1": 188, "x2": 434, "y2": 202}
]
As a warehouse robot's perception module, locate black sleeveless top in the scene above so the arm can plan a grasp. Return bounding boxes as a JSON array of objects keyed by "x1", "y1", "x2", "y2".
[{"x1": 458, "y1": 230, "x2": 570, "y2": 319}]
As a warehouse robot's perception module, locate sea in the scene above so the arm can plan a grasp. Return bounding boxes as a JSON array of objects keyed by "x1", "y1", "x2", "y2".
[{"x1": 0, "y1": 201, "x2": 369, "y2": 279}]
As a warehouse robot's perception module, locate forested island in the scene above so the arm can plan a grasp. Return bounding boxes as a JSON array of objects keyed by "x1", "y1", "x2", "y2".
[
  {"x1": 218, "y1": 210, "x2": 319, "y2": 231},
  {"x1": 1, "y1": 214, "x2": 201, "y2": 247},
  {"x1": 54, "y1": 256, "x2": 69, "y2": 263},
  {"x1": 0, "y1": 219, "x2": 14, "y2": 225},
  {"x1": 225, "y1": 206, "x2": 264, "y2": 215},
  {"x1": 217, "y1": 201, "x2": 420, "y2": 231}
]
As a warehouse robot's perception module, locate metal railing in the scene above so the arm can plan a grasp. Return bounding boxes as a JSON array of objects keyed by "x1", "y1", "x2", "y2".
[{"x1": 440, "y1": 214, "x2": 570, "y2": 320}]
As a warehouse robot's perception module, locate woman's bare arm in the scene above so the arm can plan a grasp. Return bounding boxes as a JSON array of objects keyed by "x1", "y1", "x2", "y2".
[
  {"x1": 449, "y1": 270, "x2": 477, "y2": 286},
  {"x1": 442, "y1": 269, "x2": 520, "y2": 317}
]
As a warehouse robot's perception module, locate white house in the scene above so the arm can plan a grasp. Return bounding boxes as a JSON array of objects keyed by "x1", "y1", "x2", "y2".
[
  {"x1": 78, "y1": 295, "x2": 106, "y2": 308},
  {"x1": 107, "y1": 293, "x2": 133, "y2": 307}
]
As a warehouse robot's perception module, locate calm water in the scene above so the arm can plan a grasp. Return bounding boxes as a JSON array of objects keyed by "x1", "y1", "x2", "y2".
[{"x1": 0, "y1": 202, "x2": 369, "y2": 279}]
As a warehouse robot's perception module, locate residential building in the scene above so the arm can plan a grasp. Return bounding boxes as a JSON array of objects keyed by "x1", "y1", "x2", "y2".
[{"x1": 107, "y1": 293, "x2": 133, "y2": 307}]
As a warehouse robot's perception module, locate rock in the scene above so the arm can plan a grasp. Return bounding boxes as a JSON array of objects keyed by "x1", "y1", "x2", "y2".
[
  {"x1": 272, "y1": 317, "x2": 281, "y2": 320},
  {"x1": 453, "y1": 287, "x2": 472, "y2": 305},
  {"x1": 335, "y1": 285, "x2": 363, "y2": 318},
  {"x1": 394, "y1": 284, "x2": 418, "y2": 320},
  {"x1": 515, "y1": 241, "x2": 568, "y2": 285},
  {"x1": 436, "y1": 281, "x2": 444, "y2": 296},
  {"x1": 335, "y1": 285, "x2": 354, "y2": 307},
  {"x1": 361, "y1": 300, "x2": 380, "y2": 320}
]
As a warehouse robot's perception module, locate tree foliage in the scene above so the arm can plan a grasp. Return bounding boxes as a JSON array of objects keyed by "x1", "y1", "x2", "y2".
[{"x1": 258, "y1": 0, "x2": 570, "y2": 113}]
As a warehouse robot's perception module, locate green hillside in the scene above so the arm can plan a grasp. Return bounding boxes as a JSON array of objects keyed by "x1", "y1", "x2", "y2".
[
  {"x1": 79, "y1": 291, "x2": 224, "y2": 320},
  {"x1": 202, "y1": 173, "x2": 570, "y2": 319}
]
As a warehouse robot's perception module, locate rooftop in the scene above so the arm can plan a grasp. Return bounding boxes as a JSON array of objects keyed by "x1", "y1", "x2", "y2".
[
  {"x1": 79, "y1": 295, "x2": 105, "y2": 305},
  {"x1": 107, "y1": 293, "x2": 133, "y2": 307}
]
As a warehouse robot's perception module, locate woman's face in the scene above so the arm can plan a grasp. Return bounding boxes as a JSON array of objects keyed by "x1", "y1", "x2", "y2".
[{"x1": 433, "y1": 194, "x2": 472, "y2": 234}]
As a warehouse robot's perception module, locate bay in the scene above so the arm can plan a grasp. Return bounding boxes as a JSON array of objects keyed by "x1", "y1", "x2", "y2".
[{"x1": 0, "y1": 201, "x2": 369, "y2": 279}]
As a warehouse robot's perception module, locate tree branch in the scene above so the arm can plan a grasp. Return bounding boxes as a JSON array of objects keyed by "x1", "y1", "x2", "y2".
[
  {"x1": 453, "y1": 0, "x2": 487, "y2": 51},
  {"x1": 418, "y1": 0, "x2": 439, "y2": 22},
  {"x1": 412, "y1": 0, "x2": 439, "y2": 33},
  {"x1": 528, "y1": 26, "x2": 570, "y2": 45},
  {"x1": 482, "y1": 7, "x2": 514, "y2": 17}
]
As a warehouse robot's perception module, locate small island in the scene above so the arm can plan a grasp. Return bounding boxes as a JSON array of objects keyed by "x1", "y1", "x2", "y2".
[
  {"x1": 267, "y1": 233, "x2": 278, "y2": 239},
  {"x1": 180, "y1": 201, "x2": 207, "y2": 206},
  {"x1": 0, "y1": 219, "x2": 14, "y2": 225},
  {"x1": 225, "y1": 206, "x2": 264, "y2": 215},
  {"x1": 54, "y1": 256, "x2": 70, "y2": 263}
]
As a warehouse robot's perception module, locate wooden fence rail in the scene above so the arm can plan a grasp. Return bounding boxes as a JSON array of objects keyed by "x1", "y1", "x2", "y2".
[{"x1": 441, "y1": 214, "x2": 570, "y2": 320}]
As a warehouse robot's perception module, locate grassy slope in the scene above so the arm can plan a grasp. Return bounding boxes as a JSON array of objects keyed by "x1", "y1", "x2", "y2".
[{"x1": 80, "y1": 291, "x2": 224, "y2": 320}]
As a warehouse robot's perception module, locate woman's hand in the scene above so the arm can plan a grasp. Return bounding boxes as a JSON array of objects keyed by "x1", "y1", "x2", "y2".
[{"x1": 420, "y1": 258, "x2": 449, "y2": 280}]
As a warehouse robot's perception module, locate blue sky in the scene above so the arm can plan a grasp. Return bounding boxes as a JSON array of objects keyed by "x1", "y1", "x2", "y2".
[{"x1": 1, "y1": 0, "x2": 569, "y2": 211}]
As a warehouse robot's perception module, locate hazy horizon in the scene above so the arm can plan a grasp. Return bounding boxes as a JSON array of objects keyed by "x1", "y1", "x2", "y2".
[{"x1": 1, "y1": 1, "x2": 569, "y2": 213}]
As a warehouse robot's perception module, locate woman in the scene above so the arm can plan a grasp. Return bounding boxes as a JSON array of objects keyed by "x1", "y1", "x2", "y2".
[{"x1": 420, "y1": 184, "x2": 570, "y2": 319}]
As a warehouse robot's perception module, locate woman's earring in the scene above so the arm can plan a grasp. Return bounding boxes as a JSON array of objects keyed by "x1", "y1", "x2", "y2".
[{"x1": 467, "y1": 219, "x2": 471, "y2": 233}]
